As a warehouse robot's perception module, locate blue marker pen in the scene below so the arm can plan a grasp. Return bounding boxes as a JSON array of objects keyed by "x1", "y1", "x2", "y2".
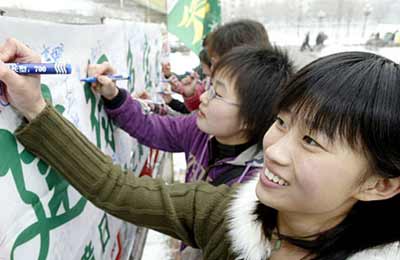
[
  {"x1": 80, "y1": 75, "x2": 131, "y2": 83},
  {"x1": 6, "y1": 63, "x2": 72, "y2": 74}
]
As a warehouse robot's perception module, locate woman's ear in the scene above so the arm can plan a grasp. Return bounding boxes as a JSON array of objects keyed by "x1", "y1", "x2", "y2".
[{"x1": 355, "y1": 176, "x2": 400, "y2": 201}]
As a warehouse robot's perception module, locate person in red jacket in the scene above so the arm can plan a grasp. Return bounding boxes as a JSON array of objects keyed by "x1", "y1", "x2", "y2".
[{"x1": 167, "y1": 49, "x2": 211, "y2": 111}]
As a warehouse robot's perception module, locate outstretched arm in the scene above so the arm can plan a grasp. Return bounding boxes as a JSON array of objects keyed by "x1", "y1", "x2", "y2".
[
  {"x1": 88, "y1": 62, "x2": 197, "y2": 153},
  {"x1": 0, "y1": 38, "x2": 233, "y2": 257},
  {"x1": 15, "y1": 104, "x2": 233, "y2": 250}
]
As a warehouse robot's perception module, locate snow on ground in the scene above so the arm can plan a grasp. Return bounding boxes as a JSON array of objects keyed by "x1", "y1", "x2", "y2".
[
  {"x1": 285, "y1": 44, "x2": 400, "y2": 70},
  {"x1": 141, "y1": 230, "x2": 174, "y2": 260},
  {"x1": 319, "y1": 45, "x2": 400, "y2": 63}
]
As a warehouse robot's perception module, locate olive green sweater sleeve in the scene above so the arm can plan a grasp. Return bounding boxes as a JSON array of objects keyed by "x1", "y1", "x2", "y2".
[{"x1": 15, "y1": 105, "x2": 236, "y2": 259}]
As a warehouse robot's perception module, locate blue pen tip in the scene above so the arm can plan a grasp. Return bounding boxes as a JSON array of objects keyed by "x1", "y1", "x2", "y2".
[{"x1": 66, "y1": 64, "x2": 72, "y2": 74}]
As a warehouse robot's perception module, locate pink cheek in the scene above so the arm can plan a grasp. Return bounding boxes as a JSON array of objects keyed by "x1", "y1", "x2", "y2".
[
  {"x1": 296, "y1": 164, "x2": 321, "y2": 196},
  {"x1": 301, "y1": 180, "x2": 318, "y2": 196}
]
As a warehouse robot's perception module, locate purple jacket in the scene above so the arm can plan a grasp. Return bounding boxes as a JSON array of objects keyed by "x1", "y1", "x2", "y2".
[{"x1": 105, "y1": 89, "x2": 263, "y2": 186}]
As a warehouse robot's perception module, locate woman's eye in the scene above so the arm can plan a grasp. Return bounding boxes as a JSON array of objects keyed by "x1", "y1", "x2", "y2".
[
  {"x1": 303, "y1": 135, "x2": 320, "y2": 147},
  {"x1": 275, "y1": 116, "x2": 287, "y2": 129}
]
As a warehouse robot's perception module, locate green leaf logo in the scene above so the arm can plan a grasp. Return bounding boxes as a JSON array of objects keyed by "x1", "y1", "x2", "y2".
[{"x1": 178, "y1": 0, "x2": 210, "y2": 44}]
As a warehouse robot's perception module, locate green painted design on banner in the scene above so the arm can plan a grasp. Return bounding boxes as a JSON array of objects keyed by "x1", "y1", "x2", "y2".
[
  {"x1": 83, "y1": 83, "x2": 100, "y2": 148},
  {"x1": 41, "y1": 84, "x2": 53, "y2": 104},
  {"x1": 38, "y1": 159, "x2": 49, "y2": 175},
  {"x1": 168, "y1": 0, "x2": 221, "y2": 54},
  {"x1": 126, "y1": 41, "x2": 136, "y2": 94},
  {"x1": 84, "y1": 54, "x2": 116, "y2": 151},
  {"x1": 98, "y1": 213, "x2": 110, "y2": 253},
  {"x1": 142, "y1": 36, "x2": 153, "y2": 92},
  {"x1": 55, "y1": 104, "x2": 66, "y2": 115},
  {"x1": 81, "y1": 241, "x2": 95, "y2": 260},
  {"x1": 0, "y1": 85, "x2": 87, "y2": 260},
  {"x1": 101, "y1": 114, "x2": 115, "y2": 151},
  {"x1": 131, "y1": 143, "x2": 145, "y2": 172}
]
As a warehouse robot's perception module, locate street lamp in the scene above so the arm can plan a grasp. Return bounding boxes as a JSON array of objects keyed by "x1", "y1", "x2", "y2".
[
  {"x1": 317, "y1": 10, "x2": 326, "y2": 30},
  {"x1": 361, "y1": 4, "x2": 372, "y2": 37}
]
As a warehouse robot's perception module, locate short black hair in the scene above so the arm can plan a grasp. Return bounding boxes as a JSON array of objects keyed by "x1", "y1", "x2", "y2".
[
  {"x1": 212, "y1": 46, "x2": 294, "y2": 144},
  {"x1": 198, "y1": 49, "x2": 211, "y2": 67},
  {"x1": 208, "y1": 19, "x2": 271, "y2": 59}
]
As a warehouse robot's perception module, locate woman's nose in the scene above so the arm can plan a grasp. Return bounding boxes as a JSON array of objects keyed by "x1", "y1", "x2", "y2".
[{"x1": 263, "y1": 131, "x2": 292, "y2": 167}]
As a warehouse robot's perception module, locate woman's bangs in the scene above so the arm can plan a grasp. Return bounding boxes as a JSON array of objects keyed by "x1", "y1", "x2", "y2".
[{"x1": 277, "y1": 60, "x2": 371, "y2": 149}]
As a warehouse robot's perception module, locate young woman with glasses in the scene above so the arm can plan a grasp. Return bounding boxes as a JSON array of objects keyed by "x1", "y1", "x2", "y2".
[{"x1": 86, "y1": 46, "x2": 293, "y2": 186}]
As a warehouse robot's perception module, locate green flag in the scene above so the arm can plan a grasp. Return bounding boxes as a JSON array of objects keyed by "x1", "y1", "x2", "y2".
[{"x1": 168, "y1": 0, "x2": 221, "y2": 54}]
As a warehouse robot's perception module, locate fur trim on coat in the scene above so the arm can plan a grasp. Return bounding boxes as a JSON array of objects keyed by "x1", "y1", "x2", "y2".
[{"x1": 226, "y1": 177, "x2": 400, "y2": 260}]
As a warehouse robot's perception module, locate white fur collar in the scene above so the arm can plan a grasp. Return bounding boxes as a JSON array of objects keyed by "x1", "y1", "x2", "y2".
[
  {"x1": 226, "y1": 177, "x2": 400, "y2": 260},
  {"x1": 226, "y1": 178, "x2": 271, "y2": 260}
]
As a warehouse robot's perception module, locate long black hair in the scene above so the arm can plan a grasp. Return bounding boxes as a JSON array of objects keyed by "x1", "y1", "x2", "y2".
[{"x1": 256, "y1": 51, "x2": 400, "y2": 259}]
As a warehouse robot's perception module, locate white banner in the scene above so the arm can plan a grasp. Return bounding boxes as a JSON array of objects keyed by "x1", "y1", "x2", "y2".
[{"x1": 0, "y1": 16, "x2": 164, "y2": 260}]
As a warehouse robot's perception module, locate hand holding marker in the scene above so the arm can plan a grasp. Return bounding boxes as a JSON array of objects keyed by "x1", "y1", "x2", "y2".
[
  {"x1": 82, "y1": 59, "x2": 131, "y2": 84},
  {"x1": 80, "y1": 75, "x2": 131, "y2": 83}
]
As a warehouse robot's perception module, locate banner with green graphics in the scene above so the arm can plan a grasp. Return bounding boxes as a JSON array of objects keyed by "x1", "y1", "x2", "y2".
[
  {"x1": 0, "y1": 17, "x2": 164, "y2": 260},
  {"x1": 168, "y1": 0, "x2": 221, "y2": 54}
]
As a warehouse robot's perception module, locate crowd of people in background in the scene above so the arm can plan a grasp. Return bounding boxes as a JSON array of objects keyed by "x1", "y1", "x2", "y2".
[
  {"x1": 299, "y1": 29, "x2": 400, "y2": 53},
  {"x1": 300, "y1": 31, "x2": 328, "y2": 52},
  {"x1": 366, "y1": 30, "x2": 400, "y2": 47}
]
